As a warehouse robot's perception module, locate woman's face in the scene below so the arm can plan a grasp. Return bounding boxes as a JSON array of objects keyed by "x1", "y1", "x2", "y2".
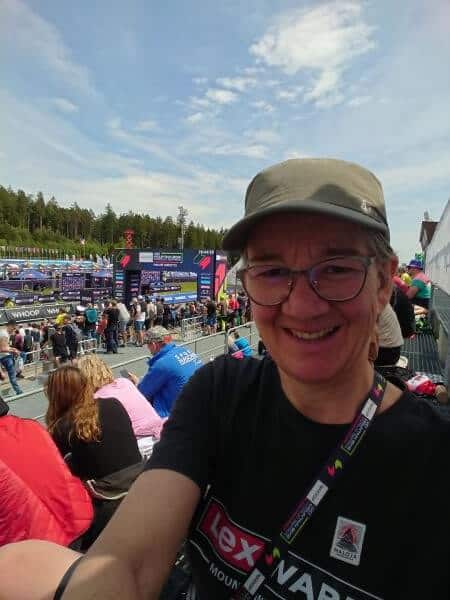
[{"x1": 246, "y1": 213, "x2": 394, "y2": 387}]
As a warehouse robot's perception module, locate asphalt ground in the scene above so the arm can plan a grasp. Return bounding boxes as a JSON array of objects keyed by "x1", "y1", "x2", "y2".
[{"x1": 5, "y1": 322, "x2": 260, "y2": 423}]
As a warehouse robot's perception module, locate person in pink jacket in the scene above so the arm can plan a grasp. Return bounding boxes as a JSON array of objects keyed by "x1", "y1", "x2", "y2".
[{"x1": 77, "y1": 355, "x2": 165, "y2": 458}]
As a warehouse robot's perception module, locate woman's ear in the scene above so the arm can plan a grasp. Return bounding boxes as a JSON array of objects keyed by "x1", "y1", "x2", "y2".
[{"x1": 377, "y1": 255, "x2": 398, "y2": 309}]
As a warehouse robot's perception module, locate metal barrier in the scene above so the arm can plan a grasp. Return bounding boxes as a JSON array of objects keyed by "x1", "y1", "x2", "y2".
[
  {"x1": 5, "y1": 323, "x2": 261, "y2": 424},
  {"x1": 180, "y1": 316, "x2": 205, "y2": 341},
  {"x1": 1, "y1": 337, "x2": 98, "y2": 394}
]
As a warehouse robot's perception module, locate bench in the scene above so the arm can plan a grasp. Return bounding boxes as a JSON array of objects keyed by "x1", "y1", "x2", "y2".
[
  {"x1": 401, "y1": 285, "x2": 449, "y2": 385},
  {"x1": 402, "y1": 334, "x2": 445, "y2": 382},
  {"x1": 429, "y1": 286, "x2": 450, "y2": 384}
]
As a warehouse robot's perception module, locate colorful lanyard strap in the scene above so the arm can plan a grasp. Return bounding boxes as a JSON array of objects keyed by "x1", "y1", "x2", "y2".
[{"x1": 231, "y1": 371, "x2": 388, "y2": 600}]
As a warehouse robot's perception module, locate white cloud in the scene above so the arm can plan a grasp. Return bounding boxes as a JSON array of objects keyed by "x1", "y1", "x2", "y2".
[
  {"x1": 378, "y1": 154, "x2": 450, "y2": 191},
  {"x1": 250, "y1": 100, "x2": 275, "y2": 113},
  {"x1": 51, "y1": 97, "x2": 79, "y2": 114},
  {"x1": 247, "y1": 129, "x2": 280, "y2": 145},
  {"x1": 241, "y1": 66, "x2": 266, "y2": 75},
  {"x1": 0, "y1": 0, "x2": 97, "y2": 97},
  {"x1": 216, "y1": 77, "x2": 256, "y2": 92},
  {"x1": 250, "y1": 2, "x2": 375, "y2": 105},
  {"x1": 186, "y1": 112, "x2": 203, "y2": 124},
  {"x1": 347, "y1": 95, "x2": 372, "y2": 107},
  {"x1": 284, "y1": 149, "x2": 310, "y2": 159},
  {"x1": 190, "y1": 96, "x2": 211, "y2": 109},
  {"x1": 265, "y1": 79, "x2": 280, "y2": 87},
  {"x1": 205, "y1": 88, "x2": 238, "y2": 104},
  {"x1": 200, "y1": 143, "x2": 268, "y2": 159},
  {"x1": 276, "y1": 86, "x2": 304, "y2": 101},
  {"x1": 134, "y1": 119, "x2": 158, "y2": 132}
]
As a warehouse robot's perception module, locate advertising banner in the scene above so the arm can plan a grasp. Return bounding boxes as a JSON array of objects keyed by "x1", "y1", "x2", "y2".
[
  {"x1": 0, "y1": 303, "x2": 74, "y2": 324},
  {"x1": 113, "y1": 248, "x2": 220, "y2": 305}
]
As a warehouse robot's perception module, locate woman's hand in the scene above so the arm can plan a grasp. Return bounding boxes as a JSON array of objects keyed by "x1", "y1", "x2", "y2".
[{"x1": 128, "y1": 372, "x2": 139, "y2": 386}]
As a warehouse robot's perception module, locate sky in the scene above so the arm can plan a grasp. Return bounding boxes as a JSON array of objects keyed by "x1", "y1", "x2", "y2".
[{"x1": 1, "y1": 0, "x2": 449, "y2": 261}]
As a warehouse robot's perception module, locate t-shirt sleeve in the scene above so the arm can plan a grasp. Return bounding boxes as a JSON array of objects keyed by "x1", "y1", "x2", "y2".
[
  {"x1": 411, "y1": 278, "x2": 425, "y2": 294},
  {"x1": 145, "y1": 362, "x2": 217, "y2": 493}
]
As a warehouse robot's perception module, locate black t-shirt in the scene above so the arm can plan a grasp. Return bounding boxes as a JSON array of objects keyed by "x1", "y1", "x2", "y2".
[
  {"x1": 104, "y1": 307, "x2": 120, "y2": 328},
  {"x1": 147, "y1": 356, "x2": 450, "y2": 600},
  {"x1": 52, "y1": 397, "x2": 141, "y2": 480},
  {"x1": 207, "y1": 301, "x2": 217, "y2": 317},
  {"x1": 50, "y1": 331, "x2": 68, "y2": 356}
]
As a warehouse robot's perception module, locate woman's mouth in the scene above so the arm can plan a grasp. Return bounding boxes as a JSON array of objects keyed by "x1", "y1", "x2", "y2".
[{"x1": 287, "y1": 326, "x2": 340, "y2": 341}]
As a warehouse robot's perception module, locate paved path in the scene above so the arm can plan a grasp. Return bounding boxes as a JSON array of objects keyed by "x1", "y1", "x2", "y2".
[
  {"x1": 5, "y1": 344, "x2": 151, "y2": 421},
  {"x1": 5, "y1": 322, "x2": 260, "y2": 422}
]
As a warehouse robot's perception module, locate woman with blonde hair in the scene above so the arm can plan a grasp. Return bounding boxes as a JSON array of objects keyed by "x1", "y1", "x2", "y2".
[
  {"x1": 77, "y1": 354, "x2": 165, "y2": 457},
  {"x1": 45, "y1": 365, "x2": 141, "y2": 481}
]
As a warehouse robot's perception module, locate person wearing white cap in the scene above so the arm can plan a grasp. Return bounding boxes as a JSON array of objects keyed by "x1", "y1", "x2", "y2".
[{"x1": 3, "y1": 159, "x2": 450, "y2": 599}]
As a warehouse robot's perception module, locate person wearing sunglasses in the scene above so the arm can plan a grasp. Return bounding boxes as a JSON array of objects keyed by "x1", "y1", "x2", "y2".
[{"x1": 2, "y1": 159, "x2": 450, "y2": 600}]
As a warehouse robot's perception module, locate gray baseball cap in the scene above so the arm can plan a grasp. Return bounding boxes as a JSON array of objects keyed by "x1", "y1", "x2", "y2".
[
  {"x1": 222, "y1": 158, "x2": 389, "y2": 251},
  {"x1": 144, "y1": 326, "x2": 171, "y2": 343}
]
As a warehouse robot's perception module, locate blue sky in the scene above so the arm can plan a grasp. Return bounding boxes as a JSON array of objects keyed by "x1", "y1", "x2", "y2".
[{"x1": 1, "y1": 0, "x2": 449, "y2": 261}]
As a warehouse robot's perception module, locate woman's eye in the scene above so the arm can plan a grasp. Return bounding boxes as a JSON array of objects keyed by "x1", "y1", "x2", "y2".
[{"x1": 254, "y1": 267, "x2": 289, "y2": 279}]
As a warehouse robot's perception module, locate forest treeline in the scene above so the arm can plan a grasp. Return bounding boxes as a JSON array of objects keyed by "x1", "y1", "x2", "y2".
[{"x1": 0, "y1": 185, "x2": 226, "y2": 257}]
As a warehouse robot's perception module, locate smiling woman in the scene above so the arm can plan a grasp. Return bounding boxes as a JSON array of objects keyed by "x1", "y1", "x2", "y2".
[{"x1": 2, "y1": 159, "x2": 450, "y2": 600}]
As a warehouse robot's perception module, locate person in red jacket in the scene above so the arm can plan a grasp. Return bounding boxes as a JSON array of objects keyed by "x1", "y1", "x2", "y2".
[{"x1": 0, "y1": 396, "x2": 93, "y2": 548}]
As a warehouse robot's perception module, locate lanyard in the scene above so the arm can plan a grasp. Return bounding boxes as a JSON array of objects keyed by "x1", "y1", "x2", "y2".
[{"x1": 232, "y1": 372, "x2": 388, "y2": 600}]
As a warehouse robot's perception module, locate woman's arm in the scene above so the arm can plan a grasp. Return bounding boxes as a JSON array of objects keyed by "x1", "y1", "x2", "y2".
[
  {"x1": 406, "y1": 285, "x2": 418, "y2": 299},
  {"x1": 62, "y1": 469, "x2": 200, "y2": 599}
]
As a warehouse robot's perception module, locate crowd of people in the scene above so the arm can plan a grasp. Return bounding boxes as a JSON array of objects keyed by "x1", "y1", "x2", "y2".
[
  {"x1": 0, "y1": 291, "x2": 249, "y2": 396},
  {"x1": 1, "y1": 157, "x2": 449, "y2": 599}
]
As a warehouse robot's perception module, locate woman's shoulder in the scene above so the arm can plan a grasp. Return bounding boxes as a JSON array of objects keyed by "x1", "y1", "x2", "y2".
[{"x1": 191, "y1": 354, "x2": 278, "y2": 405}]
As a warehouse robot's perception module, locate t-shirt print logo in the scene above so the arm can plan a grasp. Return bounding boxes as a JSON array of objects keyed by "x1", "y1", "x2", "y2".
[
  {"x1": 330, "y1": 516, "x2": 366, "y2": 566},
  {"x1": 198, "y1": 497, "x2": 266, "y2": 572}
]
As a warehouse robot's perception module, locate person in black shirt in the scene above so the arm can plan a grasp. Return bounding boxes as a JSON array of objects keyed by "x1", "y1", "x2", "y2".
[
  {"x1": 50, "y1": 324, "x2": 69, "y2": 366},
  {"x1": 103, "y1": 300, "x2": 120, "y2": 354},
  {"x1": 45, "y1": 365, "x2": 141, "y2": 480},
  {"x1": 4, "y1": 159, "x2": 450, "y2": 599}
]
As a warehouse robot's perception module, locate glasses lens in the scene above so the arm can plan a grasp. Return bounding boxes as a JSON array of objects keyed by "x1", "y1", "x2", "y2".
[
  {"x1": 243, "y1": 265, "x2": 291, "y2": 305},
  {"x1": 311, "y1": 257, "x2": 367, "y2": 300}
]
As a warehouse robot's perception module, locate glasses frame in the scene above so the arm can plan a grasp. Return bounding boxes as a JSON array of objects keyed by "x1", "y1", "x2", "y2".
[{"x1": 238, "y1": 255, "x2": 375, "y2": 306}]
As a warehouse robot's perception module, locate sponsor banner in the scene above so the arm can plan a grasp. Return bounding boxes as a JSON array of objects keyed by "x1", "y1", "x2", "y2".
[
  {"x1": 0, "y1": 303, "x2": 74, "y2": 324},
  {"x1": 148, "y1": 292, "x2": 197, "y2": 303}
]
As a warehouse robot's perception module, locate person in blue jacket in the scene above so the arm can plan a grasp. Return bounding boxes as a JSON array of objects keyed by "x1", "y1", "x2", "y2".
[
  {"x1": 128, "y1": 326, "x2": 203, "y2": 418},
  {"x1": 228, "y1": 330, "x2": 253, "y2": 357}
]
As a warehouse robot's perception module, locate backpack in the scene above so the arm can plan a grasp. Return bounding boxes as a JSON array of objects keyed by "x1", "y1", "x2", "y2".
[
  {"x1": 67, "y1": 323, "x2": 83, "y2": 343},
  {"x1": 23, "y1": 334, "x2": 33, "y2": 353}
]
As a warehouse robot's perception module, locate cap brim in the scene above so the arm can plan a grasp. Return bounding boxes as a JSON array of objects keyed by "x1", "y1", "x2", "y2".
[{"x1": 222, "y1": 201, "x2": 389, "y2": 251}]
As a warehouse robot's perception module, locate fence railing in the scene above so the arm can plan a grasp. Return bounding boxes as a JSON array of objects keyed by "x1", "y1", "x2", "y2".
[
  {"x1": 180, "y1": 315, "x2": 205, "y2": 341},
  {"x1": 4, "y1": 322, "x2": 261, "y2": 423}
]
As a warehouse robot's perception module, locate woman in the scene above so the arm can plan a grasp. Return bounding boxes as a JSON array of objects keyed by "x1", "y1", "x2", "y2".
[
  {"x1": 4, "y1": 159, "x2": 450, "y2": 599},
  {"x1": 45, "y1": 365, "x2": 143, "y2": 551},
  {"x1": 77, "y1": 354, "x2": 165, "y2": 458},
  {"x1": 406, "y1": 258, "x2": 431, "y2": 313},
  {"x1": 45, "y1": 365, "x2": 141, "y2": 481}
]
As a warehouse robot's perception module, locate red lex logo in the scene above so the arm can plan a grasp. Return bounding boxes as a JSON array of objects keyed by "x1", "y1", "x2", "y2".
[{"x1": 199, "y1": 499, "x2": 265, "y2": 572}]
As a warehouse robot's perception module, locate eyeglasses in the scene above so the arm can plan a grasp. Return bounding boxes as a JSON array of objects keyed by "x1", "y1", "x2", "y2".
[{"x1": 238, "y1": 256, "x2": 375, "y2": 306}]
